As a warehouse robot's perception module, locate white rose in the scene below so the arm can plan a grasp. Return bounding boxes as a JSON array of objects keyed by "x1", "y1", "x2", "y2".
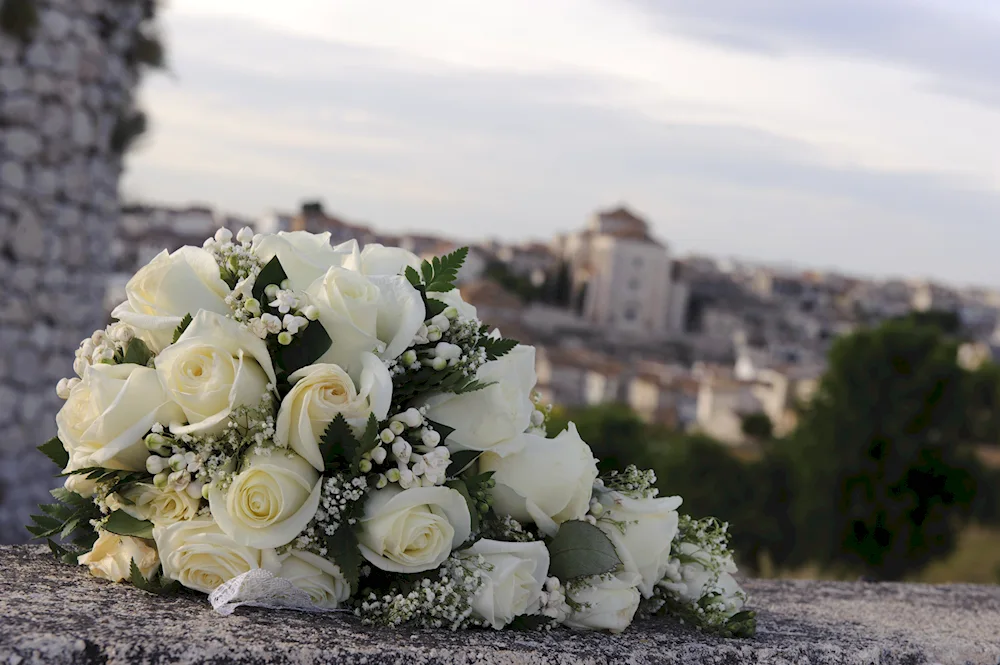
[
  {"x1": 274, "y1": 354, "x2": 392, "y2": 472},
  {"x1": 154, "y1": 519, "x2": 266, "y2": 594},
  {"x1": 344, "y1": 243, "x2": 422, "y2": 277},
  {"x1": 273, "y1": 549, "x2": 351, "y2": 609},
  {"x1": 305, "y1": 267, "x2": 425, "y2": 373},
  {"x1": 120, "y1": 482, "x2": 201, "y2": 526},
  {"x1": 251, "y1": 232, "x2": 357, "y2": 291},
  {"x1": 667, "y1": 542, "x2": 746, "y2": 618},
  {"x1": 429, "y1": 288, "x2": 477, "y2": 320},
  {"x1": 357, "y1": 485, "x2": 471, "y2": 574},
  {"x1": 78, "y1": 531, "x2": 159, "y2": 583},
  {"x1": 209, "y1": 451, "x2": 322, "y2": 548},
  {"x1": 596, "y1": 492, "x2": 683, "y2": 598},
  {"x1": 458, "y1": 539, "x2": 549, "y2": 629},
  {"x1": 63, "y1": 473, "x2": 98, "y2": 498},
  {"x1": 480, "y1": 423, "x2": 598, "y2": 537},
  {"x1": 57, "y1": 363, "x2": 183, "y2": 473},
  {"x1": 111, "y1": 247, "x2": 232, "y2": 351},
  {"x1": 155, "y1": 311, "x2": 276, "y2": 436},
  {"x1": 423, "y1": 344, "x2": 536, "y2": 453},
  {"x1": 564, "y1": 573, "x2": 642, "y2": 634}
]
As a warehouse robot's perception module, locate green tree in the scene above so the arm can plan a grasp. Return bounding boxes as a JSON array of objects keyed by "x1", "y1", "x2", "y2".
[
  {"x1": 740, "y1": 412, "x2": 774, "y2": 441},
  {"x1": 963, "y1": 362, "x2": 1000, "y2": 445},
  {"x1": 786, "y1": 318, "x2": 979, "y2": 579}
]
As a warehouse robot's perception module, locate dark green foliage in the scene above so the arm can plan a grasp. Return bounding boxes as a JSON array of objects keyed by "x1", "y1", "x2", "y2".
[
  {"x1": 447, "y1": 450, "x2": 481, "y2": 478},
  {"x1": 28, "y1": 488, "x2": 102, "y2": 558},
  {"x1": 325, "y1": 525, "x2": 364, "y2": 594},
  {"x1": 546, "y1": 520, "x2": 621, "y2": 580},
  {"x1": 110, "y1": 110, "x2": 148, "y2": 154},
  {"x1": 120, "y1": 337, "x2": 154, "y2": 366},
  {"x1": 130, "y1": 560, "x2": 179, "y2": 596},
  {"x1": 483, "y1": 261, "x2": 542, "y2": 302},
  {"x1": 103, "y1": 511, "x2": 154, "y2": 539},
  {"x1": 422, "y1": 247, "x2": 468, "y2": 292},
  {"x1": 131, "y1": 30, "x2": 165, "y2": 68},
  {"x1": 38, "y1": 437, "x2": 68, "y2": 470},
  {"x1": 545, "y1": 261, "x2": 572, "y2": 307},
  {"x1": 786, "y1": 318, "x2": 979, "y2": 579},
  {"x1": 252, "y1": 255, "x2": 288, "y2": 302},
  {"x1": 172, "y1": 313, "x2": 193, "y2": 343},
  {"x1": 963, "y1": 361, "x2": 1000, "y2": 444},
  {"x1": 482, "y1": 336, "x2": 518, "y2": 361},
  {"x1": 740, "y1": 411, "x2": 774, "y2": 441},
  {"x1": 0, "y1": 0, "x2": 38, "y2": 41},
  {"x1": 276, "y1": 317, "x2": 332, "y2": 376},
  {"x1": 319, "y1": 414, "x2": 378, "y2": 473}
]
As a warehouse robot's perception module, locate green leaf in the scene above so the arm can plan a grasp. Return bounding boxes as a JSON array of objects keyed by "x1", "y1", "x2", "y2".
[
  {"x1": 276, "y1": 320, "x2": 332, "y2": 376},
  {"x1": 38, "y1": 437, "x2": 68, "y2": 470},
  {"x1": 446, "y1": 478, "x2": 480, "y2": 535},
  {"x1": 252, "y1": 255, "x2": 288, "y2": 303},
  {"x1": 122, "y1": 338, "x2": 154, "y2": 366},
  {"x1": 720, "y1": 610, "x2": 757, "y2": 639},
  {"x1": 426, "y1": 419, "x2": 455, "y2": 443},
  {"x1": 425, "y1": 247, "x2": 468, "y2": 292},
  {"x1": 130, "y1": 560, "x2": 180, "y2": 596},
  {"x1": 172, "y1": 313, "x2": 193, "y2": 343},
  {"x1": 325, "y1": 526, "x2": 364, "y2": 594},
  {"x1": 481, "y1": 337, "x2": 518, "y2": 361},
  {"x1": 447, "y1": 450, "x2": 480, "y2": 478},
  {"x1": 546, "y1": 520, "x2": 622, "y2": 581},
  {"x1": 103, "y1": 511, "x2": 154, "y2": 539},
  {"x1": 424, "y1": 297, "x2": 448, "y2": 319},
  {"x1": 405, "y1": 265, "x2": 422, "y2": 288},
  {"x1": 354, "y1": 414, "x2": 380, "y2": 468},
  {"x1": 319, "y1": 414, "x2": 356, "y2": 471}
]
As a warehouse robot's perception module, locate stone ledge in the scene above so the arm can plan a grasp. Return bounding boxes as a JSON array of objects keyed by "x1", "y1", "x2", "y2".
[{"x1": 0, "y1": 545, "x2": 997, "y2": 665}]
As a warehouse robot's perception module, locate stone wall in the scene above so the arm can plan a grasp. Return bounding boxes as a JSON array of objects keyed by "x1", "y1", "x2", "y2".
[{"x1": 0, "y1": 0, "x2": 151, "y2": 543}]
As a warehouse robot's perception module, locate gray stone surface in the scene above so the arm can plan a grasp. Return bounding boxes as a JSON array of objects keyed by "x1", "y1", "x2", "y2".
[
  {"x1": 0, "y1": 0, "x2": 152, "y2": 543},
  {"x1": 0, "y1": 545, "x2": 998, "y2": 665}
]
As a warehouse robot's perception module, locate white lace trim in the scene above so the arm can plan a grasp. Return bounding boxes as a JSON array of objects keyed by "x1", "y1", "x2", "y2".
[{"x1": 209, "y1": 569, "x2": 343, "y2": 616}]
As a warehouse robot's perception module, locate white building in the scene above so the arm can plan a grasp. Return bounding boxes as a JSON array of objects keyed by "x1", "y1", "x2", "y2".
[{"x1": 554, "y1": 206, "x2": 673, "y2": 339}]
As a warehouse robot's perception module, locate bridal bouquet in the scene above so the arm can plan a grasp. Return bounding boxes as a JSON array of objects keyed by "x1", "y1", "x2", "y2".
[{"x1": 29, "y1": 228, "x2": 754, "y2": 637}]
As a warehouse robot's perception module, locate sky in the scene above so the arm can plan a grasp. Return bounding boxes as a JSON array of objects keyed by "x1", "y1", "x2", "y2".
[{"x1": 122, "y1": 0, "x2": 1000, "y2": 287}]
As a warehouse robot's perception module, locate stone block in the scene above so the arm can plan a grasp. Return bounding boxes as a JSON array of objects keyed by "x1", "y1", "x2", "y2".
[{"x1": 0, "y1": 546, "x2": 998, "y2": 665}]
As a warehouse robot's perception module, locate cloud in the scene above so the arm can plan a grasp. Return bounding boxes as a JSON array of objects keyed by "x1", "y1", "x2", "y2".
[
  {"x1": 124, "y1": 12, "x2": 1000, "y2": 286},
  {"x1": 627, "y1": 0, "x2": 1000, "y2": 110}
]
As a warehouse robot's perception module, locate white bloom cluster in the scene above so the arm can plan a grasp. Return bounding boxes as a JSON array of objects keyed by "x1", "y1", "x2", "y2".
[
  {"x1": 357, "y1": 556, "x2": 486, "y2": 630},
  {"x1": 289, "y1": 472, "x2": 368, "y2": 556},
  {"x1": 33, "y1": 229, "x2": 753, "y2": 639},
  {"x1": 366, "y1": 407, "x2": 450, "y2": 489}
]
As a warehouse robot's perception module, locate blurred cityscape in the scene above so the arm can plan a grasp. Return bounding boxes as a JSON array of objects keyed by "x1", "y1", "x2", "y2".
[{"x1": 111, "y1": 199, "x2": 1000, "y2": 448}]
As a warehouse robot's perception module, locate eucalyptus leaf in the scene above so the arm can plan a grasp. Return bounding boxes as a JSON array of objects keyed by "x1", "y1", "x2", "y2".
[{"x1": 546, "y1": 520, "x2": 622, "y2": 580}]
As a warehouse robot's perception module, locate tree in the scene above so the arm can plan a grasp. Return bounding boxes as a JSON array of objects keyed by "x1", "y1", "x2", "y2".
[
  {"x1": 740, "y1": 412, "x2": 774, "y2": 441},
  {"x1": 786, "y1": 319, "x2": 979, "y2": 579},
  {"x1": 963, "y1": 362, "x2": 1000, "y2": 445}
]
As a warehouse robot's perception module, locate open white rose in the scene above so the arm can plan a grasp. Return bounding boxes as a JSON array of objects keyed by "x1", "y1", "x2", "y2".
[
  {"x1": 357, "y1": 485, "x2": 471, "y2": 574},
  {"x1": 480, "y1": 423, "x2": 598, "y2": 537},
  {"x1": 344, "y1": 243, "x2": 421, "y2": 277},
  {"x1": 458, "y1": 539, "x2": 549, "y2": 629},
  {"x1": 274, "y1": 354, "x2": 392, "y2": 472},
  {"x1": 306, "y1": 267, "x2": 425, "y2": 373},
  {"x1": 596, "y1": 492, "x2": 683, "y2": 598},
  {"x1": 57, "y1": 363, "x2": 183, "y2": 473},
  {"x1": 156, "y1": 311, "x2": 276, "y2": 436},
  {"x1": 423, "y1": 344, "x2": 536, "y2": 453},
  {"x1": 252, "y1": 232, "x2": 357, "y2": 291},
  {"x1": 111, "y1": 246, "x2": 231, "y2": 351},
  {"x1": 78, "y1": 531, "x2": 159, "y2": 583},
  {"x1": 273, "y1": 549, "x2": 351, "y2": 610},
  {"x1": 564, "y1": 573, "x2": 642, "y2": 634},
  {"x1": 120, "y1": 482, "x2": 201, "y2": 526},
  {"x1": 154, "y1": 519, "x2": 266, "y2": 594},
  {"x1": 209, "y1": 451, "x2": 322, "y2": 549}
]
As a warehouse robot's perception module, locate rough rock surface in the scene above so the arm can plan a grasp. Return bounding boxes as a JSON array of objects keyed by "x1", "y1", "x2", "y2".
[{"x1": 1, "y1": 546, "x2": 998, "y2": 665}]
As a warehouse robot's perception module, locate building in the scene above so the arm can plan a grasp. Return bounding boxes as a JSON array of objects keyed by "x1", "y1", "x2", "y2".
[{"x1": 553, "y1": 206, "x2": 673, "y2": 339}]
